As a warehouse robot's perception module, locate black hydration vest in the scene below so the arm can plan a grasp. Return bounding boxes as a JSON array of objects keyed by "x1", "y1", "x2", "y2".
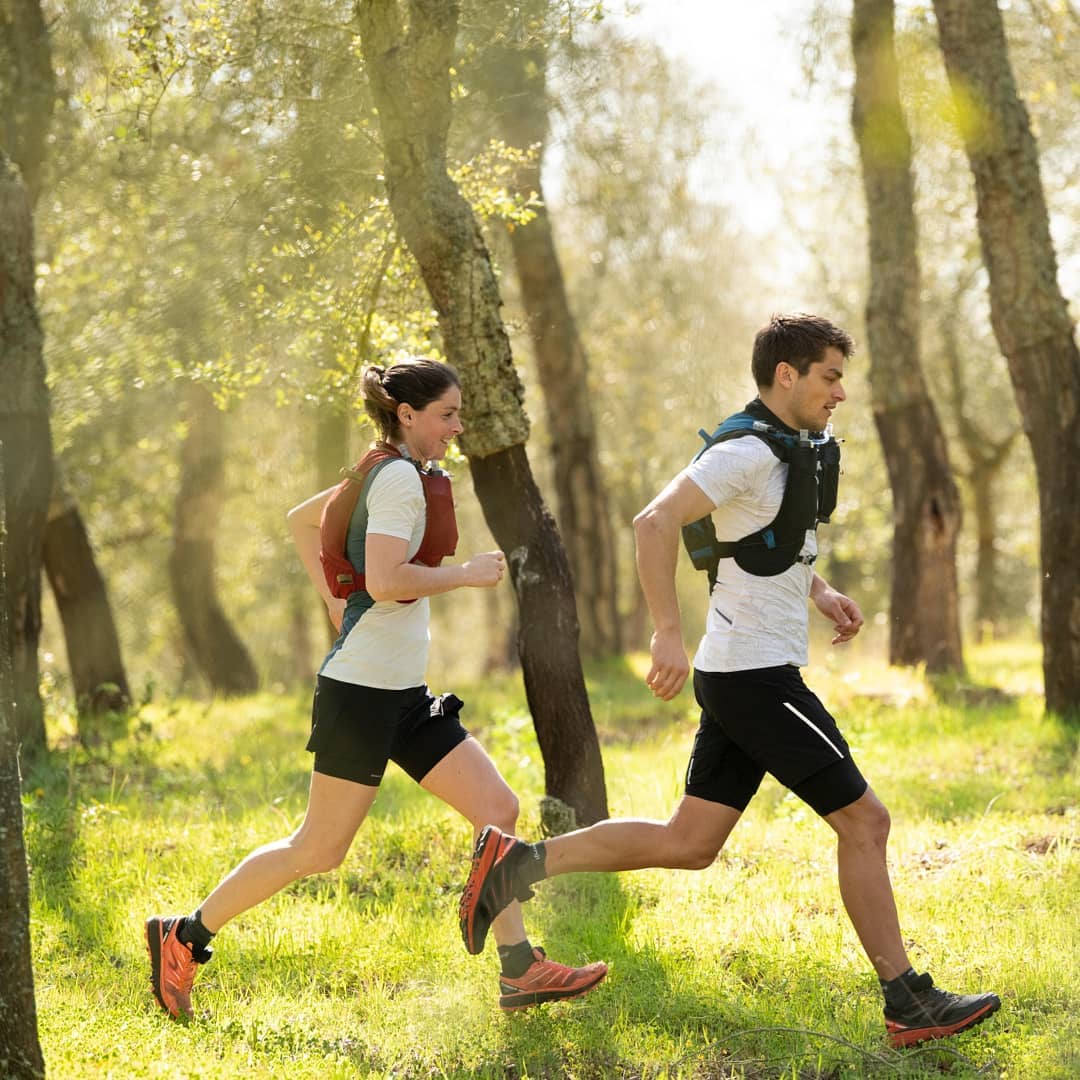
[{"x1": 681, "y1": 402, "x2": 841, "y2": 587}]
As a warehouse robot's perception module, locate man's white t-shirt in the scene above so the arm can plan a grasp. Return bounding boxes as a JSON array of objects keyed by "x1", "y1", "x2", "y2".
[
  {"x1": 683, "y1": 436, "x2": 816, "y2": 673},
  {"x1": 320, "y1": 459, "x2": 431, "y2": 689}
]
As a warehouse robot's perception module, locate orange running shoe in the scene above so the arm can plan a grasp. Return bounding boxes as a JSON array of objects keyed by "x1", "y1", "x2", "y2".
[
  {"x1": 459, "y1": 825, "x2": 534, "y2": 955},
  {"x1": 498, "y1": 948, "x2": 608, "y2": 1012},
  {"x1": 145, "y1": 915, "x2": 211, "y2": 1019}
]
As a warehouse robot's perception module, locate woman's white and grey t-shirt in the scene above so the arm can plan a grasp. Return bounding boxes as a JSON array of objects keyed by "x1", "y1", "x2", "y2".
[
  {"x1": 682, "y1": 435, "x2": 816, "y2": 673},
  {"x1": 320, "y1": 459, "x2": 431, "y2": 690}
]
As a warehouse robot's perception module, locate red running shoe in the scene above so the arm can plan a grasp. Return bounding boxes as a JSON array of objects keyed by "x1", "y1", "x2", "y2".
[
  {"x1": 459, "y1": 825, "x2": 532, "y2": 955},
  {"x1": 498, "y1": 948, "x2": 608, "y2": 1012},
  {"x1": 145, "y1": 915, "x2": 211, "y2": 1019}
]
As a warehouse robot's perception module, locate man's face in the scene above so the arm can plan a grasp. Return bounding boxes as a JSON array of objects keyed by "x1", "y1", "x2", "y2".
[{"x1": 784, "y1": 346, "x2": 846, "y2": 431}]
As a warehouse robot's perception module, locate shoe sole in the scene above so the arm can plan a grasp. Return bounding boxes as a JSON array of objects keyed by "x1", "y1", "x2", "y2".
[
  {"x1": 499, "y1": 966, "x2": 608, "y2": 1012},
  {"x1": 145, "y1": 917, "x2": 175, "y2": 1018},
  {"x1": 459, "y1": 825, "x2": 502, "y2": 955},
  {"x1": 887, "y1": 996, "x2": 1001, "y2": 1048}
]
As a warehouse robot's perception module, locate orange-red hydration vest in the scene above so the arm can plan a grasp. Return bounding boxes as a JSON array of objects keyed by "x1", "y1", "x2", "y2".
[{"x1": 319, "y1": 442, "x2": 458, "y2": 603}]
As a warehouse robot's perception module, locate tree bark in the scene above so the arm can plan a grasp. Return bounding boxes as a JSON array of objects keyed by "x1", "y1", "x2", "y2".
[
  {"x1": 0, "y1": 0, "x2": 54, "y2": 206},
  {"x1": 169, "y1": 383, "x2": 260, "y2": 696},
  {"x1": 933, "y1": 0, "x2": 1080, "y2": 717},
  {"x1": 0, "y1": 165, "x2": 47, "y2": 1080},
  {"x1": 357, "y1": 0, "x2": 608, "y2": 824},
  {"x1": 940, "y1": 304, "x2": 1018, "y2": 635},
  {"x1": 0, "y1": 153, "x2": 50, "y2": 757},
  {"x1": 43, "y1": 467, "x2": 132, "y2": 726},
  {"x1": 852, "y1": 0, "x2": 965, "y2": 672},
  {"x1": 470, "y1": 25, "x2": 621, "y2": 658},
  {"x1": 4, "y1": 0, "x2": 133, "y2": 729}
]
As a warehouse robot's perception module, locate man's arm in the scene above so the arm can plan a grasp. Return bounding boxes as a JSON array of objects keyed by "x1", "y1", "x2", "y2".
[
  {"x1": 633, "y1": 473, "x2": 717, "y2": 700},
  {"x1": 810, "y1": 572, "x2": 864, "y2": 644}
]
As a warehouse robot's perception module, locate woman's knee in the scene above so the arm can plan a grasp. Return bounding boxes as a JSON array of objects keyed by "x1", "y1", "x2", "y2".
[
  {"x1": 290, "y1": 832, "x2": 351, "y2": 877},
  {"x1": 476, "y1": 786, "x2": 519, "y2": 832}
]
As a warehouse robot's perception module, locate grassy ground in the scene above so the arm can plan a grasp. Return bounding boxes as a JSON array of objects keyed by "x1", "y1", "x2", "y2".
[{"x1": 26, "y1": 641, "x2": 1079, "y2": 1078}]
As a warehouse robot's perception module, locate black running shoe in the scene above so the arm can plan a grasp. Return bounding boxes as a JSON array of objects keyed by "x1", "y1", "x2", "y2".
[
  {"x1": 458, "y1": 825, "x2": 533, "y2": 955},
  {"x1": 884, "y1": 972, "x2": 1001, "y2": 1047}
]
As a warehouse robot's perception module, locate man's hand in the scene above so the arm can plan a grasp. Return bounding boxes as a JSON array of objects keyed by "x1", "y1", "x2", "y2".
[
  {"x1": 645, "y1": 629, "x2": 690, "y2": 700},
  {"x1": 811, "y1": 582, "x2": 864, "y2": 645}
]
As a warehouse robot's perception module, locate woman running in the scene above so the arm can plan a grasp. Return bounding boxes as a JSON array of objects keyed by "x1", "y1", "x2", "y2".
[{"x1": 146, "y1": 357, "x2": 607, "y2": 1017}]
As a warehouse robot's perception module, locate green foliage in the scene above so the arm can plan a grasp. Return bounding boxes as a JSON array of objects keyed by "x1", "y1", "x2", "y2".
[{"x1": 26, "y1": 642, "x2": 1079, "y2": 1077}]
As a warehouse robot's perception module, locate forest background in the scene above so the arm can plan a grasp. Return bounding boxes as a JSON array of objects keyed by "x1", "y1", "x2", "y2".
[
  {"x1": 2, "y1": 0, "x2": 1080, "y2": 1076},
  {"x1": 21, "y1": 0, "x2": 1079, "y2": 707}
]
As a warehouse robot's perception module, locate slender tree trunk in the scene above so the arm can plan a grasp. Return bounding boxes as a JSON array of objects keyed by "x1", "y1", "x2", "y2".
[
  {"x1": 5, "y1": 0, "x2": 132, "y2": 728},
  {"x1": 169, "y1": 383, "x2": 259, "y2": 696},
  {"x1": 852, "y1": 0, "x2": 964, "y2": 672},
  {"x1": 357, "y1": 0, "x2": 608, "y2": 824},
  {"x1": 933, "y1": 0, "x2": 1080, "y2": 717},
  {"x1": 0, "y1": 153, "x2": 49, "y2": 757},
  {"x1": 940, "y1": 305, "x2": 1018, "y2": 636},
  {"x1": 0, "y1": 162, "x2": 47, "y2": 1080},
  {"x1": 471, "y1": 29, "x2": 621, "y2": 657},
  {"x1": 43, "y1": 466, "x2": 131, "y2": 726}
]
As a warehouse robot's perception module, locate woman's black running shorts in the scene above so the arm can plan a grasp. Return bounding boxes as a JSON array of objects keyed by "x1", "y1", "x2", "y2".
[
  {"x1": 306, "y1": 675, "x2": 469, "y2": 786},
  {"x1": 687, "y1": 665, "x2": 867, "y2": 817}
]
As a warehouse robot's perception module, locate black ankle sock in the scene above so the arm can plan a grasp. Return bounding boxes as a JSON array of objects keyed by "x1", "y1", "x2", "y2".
[
  {"x1": 177, "y1": 910, "x2": 215, "y2": 952},
  {"x1": 515, "y1": 841, "x2": 549, "y2": 890},
  {"x1": 880, "y1": 967, "x2": 918, "y2": 1006},
  {"x1": 498, "y1": 940, "x2": 536, "y2": 979}
]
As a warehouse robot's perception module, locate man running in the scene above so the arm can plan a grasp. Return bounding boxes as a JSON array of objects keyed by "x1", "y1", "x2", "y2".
[{"x1": 458, "y1": 313, "x2": 1000, "y2": 1048}]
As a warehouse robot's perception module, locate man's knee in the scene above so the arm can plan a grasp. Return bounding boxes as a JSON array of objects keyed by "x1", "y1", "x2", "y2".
[
  {"x1": 834, "y1": 791, "x2": 891, "y2": 848},
  {"x1": 667, "y1": 825, "x2": 724, "y2": 869}
]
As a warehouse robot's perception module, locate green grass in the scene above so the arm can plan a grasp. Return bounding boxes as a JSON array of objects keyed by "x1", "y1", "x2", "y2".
[{"x1": 26, "y1": 642, "x2": 1080, "y2": 1078}]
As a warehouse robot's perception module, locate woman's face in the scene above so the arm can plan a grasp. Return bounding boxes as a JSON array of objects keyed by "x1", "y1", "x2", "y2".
[{"x1": 399, "y1": 385, "x2": 464, "y2": 462}]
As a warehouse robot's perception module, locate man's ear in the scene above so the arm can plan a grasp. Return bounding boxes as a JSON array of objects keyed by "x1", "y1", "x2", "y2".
[{"x1": 775, "y1": 361, "x2": 795, "y2": 389}]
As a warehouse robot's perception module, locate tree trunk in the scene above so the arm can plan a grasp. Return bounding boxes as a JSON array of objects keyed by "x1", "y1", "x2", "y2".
[
  {"x1": 43, "y1": 466, "x2": 132, "y2": 727},
  {"x1": 939, "y1": 303, "x2": 1018, "y2": 636},
  {"x1": 852, "y1": 0, "x2": 965, "y2": 672},
  {"x1": 6, "y1": 0, "x2": 133, "y2": 728},
  {"x1": 933, "y1": 0, "x2": 1080, "y2": 717},
  {"x1": 169, "y1": 383, "x2": 260, "y2": 696},
  {"x1": 357, "y1": 0, "x2": 608, "y2": 824},
  {"x1": 0, "y1": 171, "x2": 47, "y2": 1080},
  {"x1": 471, "y1": 446, "x2": 608, "y2": 821},
  {"x1": 0, "y1": 0, "x2": 54, "y2": 207},
  {"x1": 0, "y1": 153, "x2": 50, "y2": 757},
  {"x1": 471, "y1": 28, "x2": 621, "y2": 657}
]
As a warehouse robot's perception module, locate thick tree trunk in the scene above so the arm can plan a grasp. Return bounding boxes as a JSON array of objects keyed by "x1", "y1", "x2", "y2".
[
  {"x1": 43, "y1": 467, "x2": 131, "y2": 726},
  {"x1": 852, "y1": 0, "x2": 965, "y2": 672},
  {"x1": 0, "y1": 0, "x2": 54, "y2": 206},
  {"x1": 169, "y1": 383, "x2": 259, "y2": 696},
  {"x1": 471, "y1": 31, "x2": 621, "y2": 657},
  {"x1": 358, "y1": 0, "x2": 608, "y2": 823},
  {"x1": 0, "y1": 168, "x2": 47, "y2": 1080},
  {"x1": 933, "y1": 0, "x2": 1080, "y2": 717},
  {"x1": 471, "y1": 446, "x2": 607, "y2": 822},
  {"x1": 0, "y1": 154, "x2": 49, "y2": 757}
]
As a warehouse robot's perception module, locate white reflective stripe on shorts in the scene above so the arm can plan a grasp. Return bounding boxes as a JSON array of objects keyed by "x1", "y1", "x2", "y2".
[{"x1": 782, "y1": 701, "x2": 844, "y2": 758}]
